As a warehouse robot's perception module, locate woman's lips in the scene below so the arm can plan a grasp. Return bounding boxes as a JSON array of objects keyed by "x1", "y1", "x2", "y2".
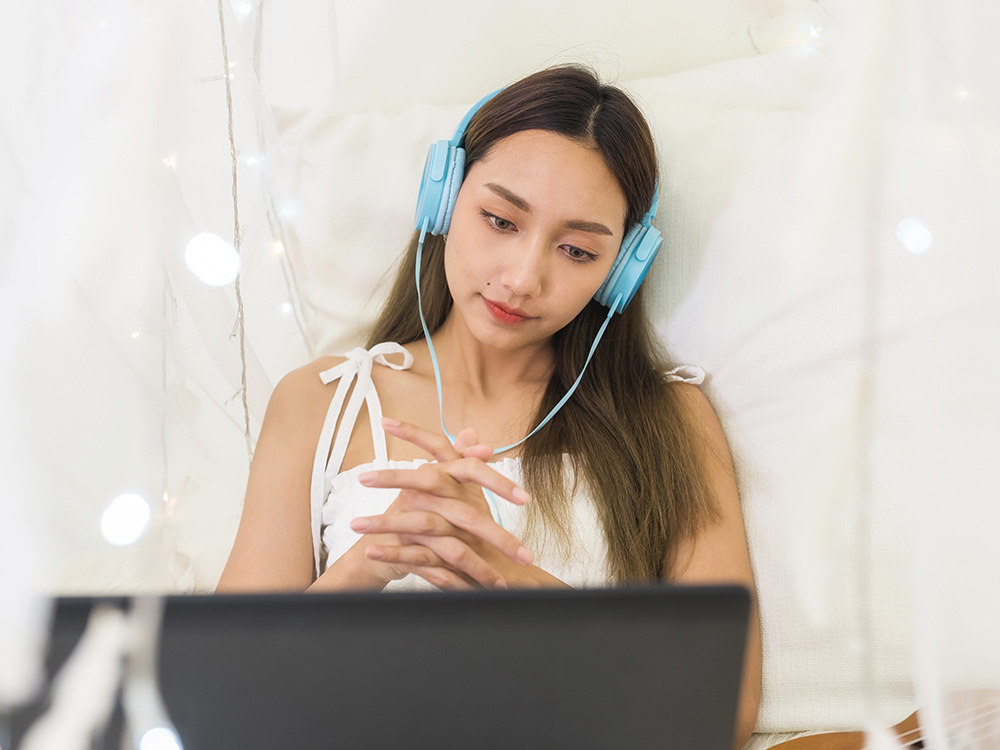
[{"x1": 483, "y1": 298, "x2": 530, "y2": 326}]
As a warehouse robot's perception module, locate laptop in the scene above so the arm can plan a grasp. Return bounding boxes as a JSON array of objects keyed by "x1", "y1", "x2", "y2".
[{"x1": 5, "y1": 585, "x2": 749, "y2": 749}]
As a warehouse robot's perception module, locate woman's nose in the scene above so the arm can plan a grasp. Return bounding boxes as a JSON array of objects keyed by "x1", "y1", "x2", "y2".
[{"x1": 500, "y1": 236, "x2": 546, "y2": 298}]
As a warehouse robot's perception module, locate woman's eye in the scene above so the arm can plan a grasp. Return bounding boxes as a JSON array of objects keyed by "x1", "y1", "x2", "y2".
[
  {"x1": 481, "y1": 210, "x2": 515, "y2": 232},
  {"x1": 564, "y1": 245, "x2": 596, "y2": 263}
]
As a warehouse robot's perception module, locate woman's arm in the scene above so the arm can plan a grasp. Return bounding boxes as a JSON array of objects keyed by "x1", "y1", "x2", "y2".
[
  {"x1": 665, "y1": 384, "x2": 762, "y2": 750},
  {"x1": 215, "y1": 360, "x2": 338, "y2": 592}
]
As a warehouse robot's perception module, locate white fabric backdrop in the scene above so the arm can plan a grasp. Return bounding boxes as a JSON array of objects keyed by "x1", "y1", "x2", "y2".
[{"x1": 2, "y1": 0, "x2": 998, "y2": 741}]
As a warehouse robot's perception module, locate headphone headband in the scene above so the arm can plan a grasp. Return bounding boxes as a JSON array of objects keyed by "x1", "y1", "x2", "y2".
[{"x1": 449, "y1": 90, "x2": 498, "y2": 147}]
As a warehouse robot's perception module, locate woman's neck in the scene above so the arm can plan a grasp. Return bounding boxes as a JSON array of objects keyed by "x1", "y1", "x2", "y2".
[{"x1": 427, "y1": 313, "x2": 555, "y2": 400}]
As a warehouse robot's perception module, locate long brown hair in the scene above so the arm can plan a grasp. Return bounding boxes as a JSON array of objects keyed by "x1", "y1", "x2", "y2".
[{"x1": 367, "y1": 65, "x2": 717, "y2": 582}]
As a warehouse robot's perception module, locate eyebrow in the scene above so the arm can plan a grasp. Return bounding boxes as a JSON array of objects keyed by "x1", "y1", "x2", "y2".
[{"x1": 483, "y1": 182, "x2": 615, "y2": 237}]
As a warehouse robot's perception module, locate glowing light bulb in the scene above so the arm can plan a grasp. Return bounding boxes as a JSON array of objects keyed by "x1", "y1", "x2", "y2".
[
  {"x1": 280, "y1": 302, "x2": 293, "y2": 315},
  {"x1": 273, "y1": 241, "x2": 285, "y2": 255},
  {"x1": 895, "y1": 218, "x2": 933, "y2": 255},
  {"x1": 232, "y1": 0, "x2": 253, "y2": 18},
  {"x1": 140, "y1": 726, "x2": 184, "y2": 750},
  {"x1": 100, "y1": 493, "x2": 151, "y2": 547},
  {"x1": 131, "y1": 331, "x2": 143, "y2": 339},
  {"x1": 245, "y1": 156, "x2": 258, "y2": 166},
  {"x1": 184, "y1": 233, "x2": 240, "y2": 286},
  {"x1": 162, "y1": 156, "x2": 177, "y2": 168}
]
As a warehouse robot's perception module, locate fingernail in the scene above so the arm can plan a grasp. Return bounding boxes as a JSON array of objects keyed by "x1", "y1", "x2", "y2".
[
  {"x1": 382, "y1": 417, "x2": 400, "y2": 428},
  {"x1": 358, "y1": 472, "x2": 376, "y2": 485},
  {"x1": 367, "y1": 547, "x2": 384, "y2": 560},
  {"x1": 495, "y1": 578, "x2": 508, "y2": 590},
  {"x1": 350, "y1": 517, "x2": 370, "y2": 531},
  {"x1": 513, "y1": 487, "x2": 531, "y2": 504},
  {"x1": 517, "y1": 546, "x2": 534, "y2": 565}
]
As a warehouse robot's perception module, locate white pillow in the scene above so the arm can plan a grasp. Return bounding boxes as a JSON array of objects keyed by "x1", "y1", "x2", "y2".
[
  {"x1": 260, "y1": 0, "x2": 766, "y2": 111},
  {"x1": 275, "y1": 45, "x2": 1000, "y2": 736},
  {"x1": 637, "y1": 49, "x2": 1000, "y2": 731}
]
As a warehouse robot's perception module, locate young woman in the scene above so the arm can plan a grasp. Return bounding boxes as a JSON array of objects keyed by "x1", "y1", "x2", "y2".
[{"x1": 217, "y1": 64, "x2": 761, "y2": 747}]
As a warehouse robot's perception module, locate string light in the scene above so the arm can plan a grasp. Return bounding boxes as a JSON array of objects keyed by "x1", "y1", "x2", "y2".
[
  {"x1": 273, "y1": 240, "x2": 285, "y2": 255},
  {"x1": 895, "y1": 218, "x2": 933, "y2": 255},
  {"x1": 139, "y1": 726, "x2": 184, "y2": 750},
  {"x1": 218, "y1": 0, "x2": 253, "y2": 462},
  {"x1": 184, "y1": 233, "x2": 240, "y2": 286},
  {"x1": 162, "y1": 156, "x2": 177, "y2": 168},
  {"x1": 279, "y1": 302, "x2": 293, "y2": 315},
  {"x1": 100, "y1": 493, "x2": 151, "y2": 547},
  {"x1": 231, "y1": 0, "x2": 253, "y2": 19}
]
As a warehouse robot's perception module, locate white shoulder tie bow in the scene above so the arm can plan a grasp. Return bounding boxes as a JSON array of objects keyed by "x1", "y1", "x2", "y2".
[{"x1": 309, "y1": 342, "x2": 413, "y2": 577}]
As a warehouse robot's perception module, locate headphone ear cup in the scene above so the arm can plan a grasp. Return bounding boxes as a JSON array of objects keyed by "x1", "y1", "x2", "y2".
[
  {"x1": 593, "y1": 223, "x2": 662, "y2": 311},
  {"x1": 414, "y1": 140, "x2": 466, "y2": 235}
]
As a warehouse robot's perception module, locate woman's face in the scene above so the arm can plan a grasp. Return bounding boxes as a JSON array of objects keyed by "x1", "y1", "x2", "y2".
[{"x1": 444, "y1": 129, "x2": 628, "y2": 352}]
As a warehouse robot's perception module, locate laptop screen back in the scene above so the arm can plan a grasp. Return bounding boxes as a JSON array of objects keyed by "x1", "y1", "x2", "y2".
[{"x1": 7, "y1": 585, "x2": 749, "y2": 750}]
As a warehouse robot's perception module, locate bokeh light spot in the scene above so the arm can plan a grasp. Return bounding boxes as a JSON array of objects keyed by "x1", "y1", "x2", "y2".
[
  {"x1": 895, "y1": 218, "x2": 933, "y2": 255},
  {"x1": 140, "y1": 726, "x2": 184, "y2": 750},
  {"x1": 100, "y1": 493, "x2": 151, "y2": 547},
  {"x1": 184, "y1": 233, "x2": 240, "y2": 287}
]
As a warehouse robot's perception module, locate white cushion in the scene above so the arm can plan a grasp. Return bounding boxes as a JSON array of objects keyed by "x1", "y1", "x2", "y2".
[
  {"x1": 259, "y1": 0, "x2": 766, "y2": 110},
  {"x1": 272, "y1": 46, "x2": 1000, "y2": 734}
]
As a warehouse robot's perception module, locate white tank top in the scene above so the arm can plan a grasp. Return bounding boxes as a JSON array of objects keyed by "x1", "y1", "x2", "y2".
[{"x1": 309, "y1": 342, "x2": 705, "y2": 590}]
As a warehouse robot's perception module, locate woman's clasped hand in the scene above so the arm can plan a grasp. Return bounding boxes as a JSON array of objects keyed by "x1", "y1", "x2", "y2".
[{"x1": 348, "y1": 418, "x2": 535, "y2": 591}]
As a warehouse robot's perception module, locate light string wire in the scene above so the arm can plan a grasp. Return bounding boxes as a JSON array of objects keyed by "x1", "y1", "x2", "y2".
[{"x1": 217, "y1": 0, "x2": 253, "y2": 463}]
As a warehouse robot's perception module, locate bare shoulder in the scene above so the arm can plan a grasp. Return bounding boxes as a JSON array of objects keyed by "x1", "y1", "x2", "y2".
[
  {"x1": 665, "y1": 382, "x2": 733, "y2": 468},
  {"x1": 265, "y1": 356, "x2": 345, "y2": 423},
  {"x1": 274, "y1": 355, "x2": 345, "y2": 397}
]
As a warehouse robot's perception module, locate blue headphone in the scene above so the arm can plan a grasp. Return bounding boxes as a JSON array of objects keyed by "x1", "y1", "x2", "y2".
[{"x1": 414, "y1": 91, "x2": 662, "y2": 313}]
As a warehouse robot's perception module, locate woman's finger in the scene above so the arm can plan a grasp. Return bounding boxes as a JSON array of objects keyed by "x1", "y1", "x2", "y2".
[
  {"x1": 409, "y1": 566, "x2": 479, "y2": 591},
  {"x1": 366, "y1": 542, "x2": 438, "y2": 568},
  {"x1": 451, "y1": 427, "x2": 480, "y2": 454},
  {"x1": 408, "y1": 534, "x2": 507, "y2": 585},
  {"x1": 367, "y1": 541, "x2": 507, "y2": 590},
  {"x1": 360, "y1": 459, "x2": 531, "y2": 506},
  {"x1": 351, "y1": 511, "x2": 450, "y2": 537},
  {"x1": 459, "y1": 443, "x2": 493, "y2": 461},
  {"x1": 382, "y1": 418, "x2": 462, "y2": 461},
  {"x1": 357, "y1": 495, "x2": 533, "y2": 566}
]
